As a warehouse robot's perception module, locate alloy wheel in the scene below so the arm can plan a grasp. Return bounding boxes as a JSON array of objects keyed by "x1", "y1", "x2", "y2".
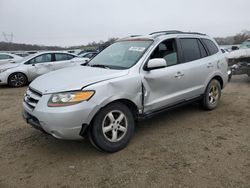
[
  {"x1": 9, "y1": 73, "x2": 26, "y2": 87},
  {"x1": 102, "y1": 110, "x2": 128, "y2": 142},
  {"x1": 208, "y1": 85, "x2": 219, "y2": 104}
]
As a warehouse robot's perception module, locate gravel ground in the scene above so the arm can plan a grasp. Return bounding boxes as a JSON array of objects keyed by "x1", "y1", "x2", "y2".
[{"x1": 0, "y1": 75, "x2": 249, "y2": 188}]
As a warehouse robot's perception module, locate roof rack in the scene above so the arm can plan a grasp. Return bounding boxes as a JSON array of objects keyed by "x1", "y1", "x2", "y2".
[{"x1": 149, "y1": 30, "x2": 206, "y2": 36}]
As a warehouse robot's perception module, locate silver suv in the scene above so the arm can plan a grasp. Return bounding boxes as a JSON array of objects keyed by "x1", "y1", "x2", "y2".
[{"x1": 22, "y1": 31, "x2": 228, "y2": 152}]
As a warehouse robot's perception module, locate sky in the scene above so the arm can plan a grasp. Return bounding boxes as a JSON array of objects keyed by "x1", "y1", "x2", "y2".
[{"x1": 0, "y1": 0, "x2": 250, "y2": 47}]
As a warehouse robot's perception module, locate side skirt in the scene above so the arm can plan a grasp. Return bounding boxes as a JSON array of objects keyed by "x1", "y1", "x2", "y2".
[{"x1": 138, "y1": 95, "x2": 203, "y2": 121}]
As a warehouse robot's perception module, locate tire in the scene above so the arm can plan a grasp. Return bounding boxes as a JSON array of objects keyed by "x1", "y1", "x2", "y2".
[
  {"x1": 89, "y1": 102, "x2": 135, "y2": 153},
  {"x1": 228, "y1": 73, "x2": 232, "y2": 82},
  {"x1": 201, "y1": 79, "x2": 221, "y2": 110},
  {"x1": 8, "y1": 72, "x2": 28, "y2": 87}
]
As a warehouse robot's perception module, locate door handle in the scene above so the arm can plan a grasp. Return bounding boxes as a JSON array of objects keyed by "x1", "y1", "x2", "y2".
[
  {"x1": 175, "y1": 72, "x2": 184, "y2": 78},
  {"x1": 207, "y1": 63, "x2": 214, "y2": 68}
]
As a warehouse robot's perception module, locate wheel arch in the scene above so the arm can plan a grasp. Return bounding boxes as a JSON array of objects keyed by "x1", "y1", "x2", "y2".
[
  {"x1": 81, "y1": 98, "x2": 139, "y2": 136},
  {"x1": 94, "y1": 99, "x2": 139, "y2": 121},
  {"x1": 211, "y1": 75, "x2": 223, "y2": 89}
]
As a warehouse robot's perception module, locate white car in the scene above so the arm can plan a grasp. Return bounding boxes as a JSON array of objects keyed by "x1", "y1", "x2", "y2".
[
  {"x1": 78, "y1": 52, "x2": 98, "y2": 59},
  {"x1": 0, "y1": 51, "x2": 88, "y2": 87},
  {"x1": 0, "y1": 53, "x2": 23, "y2": 65}
]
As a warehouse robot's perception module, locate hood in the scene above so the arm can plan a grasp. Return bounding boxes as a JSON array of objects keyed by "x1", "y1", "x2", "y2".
[
  {"x1": 0, "y1": 62, "x2": 20, "y2": 70},
  {"x1": 227, "y1": 49, "x2": 250, "y2": 59},
  {"x1": 30, "y1": 66, "x2": 129, "y2": 94}
]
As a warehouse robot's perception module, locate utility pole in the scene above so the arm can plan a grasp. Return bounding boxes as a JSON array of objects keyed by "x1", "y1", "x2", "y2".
[{"x1": 2, "y1": 32, "x2": 14, "y2": 43}]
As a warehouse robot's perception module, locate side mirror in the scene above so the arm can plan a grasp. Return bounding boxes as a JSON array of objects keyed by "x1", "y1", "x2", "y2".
[{"x1": 145, "y1": 58, "x2": 167, "y2": 71}]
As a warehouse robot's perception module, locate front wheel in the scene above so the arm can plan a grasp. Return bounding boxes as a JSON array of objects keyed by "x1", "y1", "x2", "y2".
[
  {"x1": 88, "y1": 102, "x2": 135, "y2": 152},
  {"x1": 8, "y1": 73, "x2": 28, "y2": 87},
  {"x1": 201, "y1": 79, "x2": 221, "y2": 110}
]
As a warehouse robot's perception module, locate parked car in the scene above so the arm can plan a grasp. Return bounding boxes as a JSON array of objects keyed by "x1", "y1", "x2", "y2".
[
  {"x1": 226, "y1": 48, "x2": 250, "y2": 77},
  {"x1": 0, "y1": 53, "x2": 22, "y2": 65},
  {"x1": 78, "y1": 52, "x2": 98, "y2": 59},
  {"x1": 0, "y1": 51, "x2": 87, "y2": 87},
  {"x1": 22, "y1": 31, "x2": 228, "y2": 152},
  {"x1": 239, "y1": 39, "x2": 250, "y2": 49}
]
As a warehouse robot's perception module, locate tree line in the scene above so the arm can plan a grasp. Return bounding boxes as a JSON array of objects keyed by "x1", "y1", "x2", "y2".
[
  {"x1": 215, "y1": 30, "x2": 250, "y2": 45},
  {"x1": 0, "y1": 37, "x2": 118, "y2": 51},
  {"x1": 0, "y1": 30, "x2": 249, "y2": 51}
]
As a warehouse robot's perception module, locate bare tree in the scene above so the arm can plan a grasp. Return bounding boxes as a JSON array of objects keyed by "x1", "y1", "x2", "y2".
[{"x1": 233, "y1": 30, "x2": 250, "y2": 44}]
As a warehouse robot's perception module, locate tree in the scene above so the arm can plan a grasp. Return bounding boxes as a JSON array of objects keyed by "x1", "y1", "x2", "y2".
[{"x1": 233, "y1": 30, "x2": 250, "y2": 44}]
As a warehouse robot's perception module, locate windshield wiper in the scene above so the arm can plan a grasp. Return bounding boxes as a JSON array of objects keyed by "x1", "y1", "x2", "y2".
[{"x1": 90, "y1": 64, "x2": 110, "y2": 69}]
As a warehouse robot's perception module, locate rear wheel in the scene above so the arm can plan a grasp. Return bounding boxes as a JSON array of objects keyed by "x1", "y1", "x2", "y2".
[
  {"x1": 201, "y1": 79, "x2": 221, "y2": 110},
  {"x1": 88, "y1": 102, "x2": 134, "y2": 152},
  {"x1": 8, "y1": 72, "x2": 28, "y2": 87}
]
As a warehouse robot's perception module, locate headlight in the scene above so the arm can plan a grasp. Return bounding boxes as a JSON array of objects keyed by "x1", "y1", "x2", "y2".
[{"x1": 48, "y1": 90, "x2": 95, "y2": 107}]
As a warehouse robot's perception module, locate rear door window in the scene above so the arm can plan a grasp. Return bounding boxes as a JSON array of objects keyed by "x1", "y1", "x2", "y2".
[
  {"x1": 180, "y1": 38, "x2": 201, "y2": 62},
  {"x1": 202, "y1": 39, "x2": 219, "y2": 55},
  {"x1": 197, "y1": 40, "x2": 208, "y2": 58},
  {"x1": 55, "y1": 53, "x2": 74, "y2": 61}
]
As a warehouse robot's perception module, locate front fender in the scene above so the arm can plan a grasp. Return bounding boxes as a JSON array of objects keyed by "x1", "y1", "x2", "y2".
[{"x1": 83, "y1": 75, "x2": 143, "y2": 124}]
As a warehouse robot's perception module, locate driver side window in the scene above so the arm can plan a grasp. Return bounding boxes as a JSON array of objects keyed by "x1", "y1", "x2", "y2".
[
  {"x1": 29, "y1": 54, "x2": 52, "y2": 64},
  {"x1": 150, "y1": 39, "x2": 178, "y2": 66}
]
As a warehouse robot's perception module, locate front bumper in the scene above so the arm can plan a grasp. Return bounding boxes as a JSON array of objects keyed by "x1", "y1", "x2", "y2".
[
  {"x1": 0, "y1": 72, "x2": 9, "y2": 85},
  {"x1": 22, "y1": 93, "x2": 99, "y2": 140}
]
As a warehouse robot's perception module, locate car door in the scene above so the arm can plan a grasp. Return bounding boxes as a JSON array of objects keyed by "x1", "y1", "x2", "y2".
[
  {"x1": 26, "y1": 53, "x2": 54, "y2": 80},
  {"x1": 177, "y1": 38, "x2": 216, "y2": 97},
  {"x1": 53, "y1": 53, "x2": 76, "y2": 70},
  {"x1": 141, "y1": 38, "x2": 189, "y2": 113}
]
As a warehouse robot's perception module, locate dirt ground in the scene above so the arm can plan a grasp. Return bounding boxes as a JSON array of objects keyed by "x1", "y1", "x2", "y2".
[{"x1": 0, "y1": 75, "x2": 249, "y2": 188}]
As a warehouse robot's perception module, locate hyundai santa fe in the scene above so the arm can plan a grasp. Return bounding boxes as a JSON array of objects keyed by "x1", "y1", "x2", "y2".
[{"x1": 22, "y1": 31, "x2": 228, "y2": 152}]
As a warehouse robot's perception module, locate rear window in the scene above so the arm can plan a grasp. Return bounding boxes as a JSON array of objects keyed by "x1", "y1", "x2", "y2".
[
  {"x1": 180, "y1": 38, "x2": 201, "y2": 62},
  {"x1": 55, "y1": 53, "x2": 74, "y2": 61},
  {"x1": 202, "y1": 39, "x2": 219, "y2": 55}
]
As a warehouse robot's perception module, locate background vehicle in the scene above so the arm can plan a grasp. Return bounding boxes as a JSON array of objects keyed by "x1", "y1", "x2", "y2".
[
  {"x1": 0, "y1": 53, "x2": 22, "y2": 65},
  {"x1": 227, "y1": 48, "x2": 250, "y2": 77},
  {"x1": 23, "y1": 31, "x2": 228, "y2": 152},
  {"x1": 0, "y1": 51, "x2": 86, "y2": 87},
  {"x1": 78, "y1": 52, "x2": 98, "y2": 59},
  {"x1": 239, "y1": 39, "x2": 250, "y2": 49}
]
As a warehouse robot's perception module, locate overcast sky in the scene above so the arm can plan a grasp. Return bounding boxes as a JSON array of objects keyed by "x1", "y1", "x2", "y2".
[{"x1": 0, "y1": 0, "x2": 250, "y2": 47}]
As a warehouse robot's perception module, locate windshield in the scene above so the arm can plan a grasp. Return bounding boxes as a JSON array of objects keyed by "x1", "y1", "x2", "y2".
[{"x1": 88, "y1": 40, "x2": 153, "y2": 69}]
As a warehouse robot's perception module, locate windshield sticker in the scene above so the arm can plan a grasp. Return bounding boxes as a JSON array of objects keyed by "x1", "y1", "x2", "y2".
[{"x1": 128, "y1": 47, "x2": 146, "y2": 52}]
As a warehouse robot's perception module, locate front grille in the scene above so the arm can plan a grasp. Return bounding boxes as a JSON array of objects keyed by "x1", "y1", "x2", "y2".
[{"x1": 24, "y1": 87, "x2": 42, "y2": 110}]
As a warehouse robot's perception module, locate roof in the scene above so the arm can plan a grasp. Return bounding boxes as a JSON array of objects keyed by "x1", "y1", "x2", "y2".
[{"x1": 118, "y1": 30, "x2": 209, "y2": 42}]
